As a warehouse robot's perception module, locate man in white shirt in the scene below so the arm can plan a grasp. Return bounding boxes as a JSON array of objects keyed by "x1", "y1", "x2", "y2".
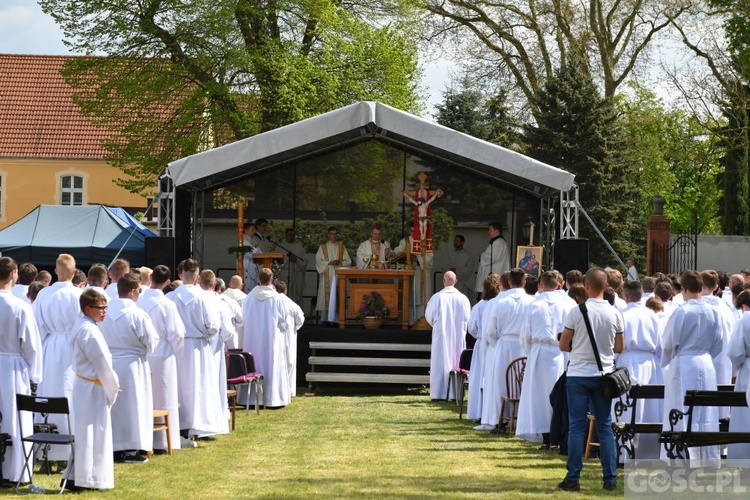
[
  {"x1": 558, "y1": 267, "x2": 623, "y2": 492},
  {"x1": 474, "y1": 222, "x2": 509, "y2": 296},
  {"x1": 425, "y1": 271, "x2": 471, "y2": 400}
]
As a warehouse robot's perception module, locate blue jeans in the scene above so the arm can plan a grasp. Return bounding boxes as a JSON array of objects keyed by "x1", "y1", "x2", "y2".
[{"x1": 566, "y1": 376, "x2": 617, "y2": 485}]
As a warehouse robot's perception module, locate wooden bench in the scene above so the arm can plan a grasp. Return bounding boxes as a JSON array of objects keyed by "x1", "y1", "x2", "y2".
[
  {"x1": 613, "y1": 384, "x2": 665, "y2": 460},
  {"x1": 660, "y1": 390, "x2": 750, "y2": 459},
  {"x1": 306, "y1": 342, "x2": 430, "y2": 386}
]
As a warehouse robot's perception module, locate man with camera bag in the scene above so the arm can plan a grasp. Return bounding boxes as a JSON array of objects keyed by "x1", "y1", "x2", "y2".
[{"x1": 557, "y1": 267, "x2": 623, "y2": 492}]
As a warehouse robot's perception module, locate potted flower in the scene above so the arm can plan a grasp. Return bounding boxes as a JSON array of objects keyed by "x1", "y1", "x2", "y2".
[{"x1": 356, "y1": 291, "x2": 391, "y2": 329}]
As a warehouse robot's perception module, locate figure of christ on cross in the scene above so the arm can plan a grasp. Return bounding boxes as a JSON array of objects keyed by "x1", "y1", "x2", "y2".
[{"x1": 403, "y1": 172, "x2": 444, "y2": 246}]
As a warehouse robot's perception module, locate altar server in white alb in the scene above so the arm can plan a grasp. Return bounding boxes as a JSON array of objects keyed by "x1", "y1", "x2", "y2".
[
  {"x1": 33, "y1": 253, "x2": 83, "y2": 461},
  {"x1": 169, "y1": 259, "x2": 222, "y2": 437},
  {"x1": 100, "y1": 273, "x2": 159, "y2": 461},
  {"x1": 617, "y1": 280, "x2": 664, "y2": 459},
  {"x1": 243, "y1": 267, "x2": 290, "y2": 407},
  {"x1": 137, "y1": 265, "x2": 185, "y2": 453},
  {"x1": 315, "y1": 226, "x2": 351, "y2": 320},
  {"x1": 466, "y1": 274, "x2": 500, "y2": 421},
  {"x1": 660, "y1": 270, "x2": 723, "y2": 463},
  {"x1": 70, "y1": 289, "x2": 120, "y2": 490},
  {"x1": 105, "y1": 259, "x2": 130, "y2": 300},
  {"x1": 425, "y1": 271, "x2": 471, "y2": 400},
  {"x1": 700, "y1": 270, "x2": 737, "y2": 392},
  {"x1": 275, "y1": 281, "x2": 305, "y2": 397},
  {"x1": 727, "y1": 290, "x2": 750, "y2": 459},
  {"x1": 0, "y1": 257, "x2": 43, "y2": 483},
  {"x1": 474, "y1": 222, "x2": 509, "y2": 295},
  {"x1": 517, "y1": 271, "x2": 573, "y2": 447},
  {"x1": 11, "y1": 262, "x2": 36, "y2": 303},
  {"x1": 486, "y1": 268, "x2": 533, "y2": 430}
]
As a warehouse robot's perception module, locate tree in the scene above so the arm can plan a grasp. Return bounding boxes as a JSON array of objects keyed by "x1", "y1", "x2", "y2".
[
  {"x1": 523, "y1": 51, "x2": 639, "y2": 266},
  {"x1": 617, "y1": 84, "x2": 722, "y2": 235},
  {"x1": 41, "y1": 0, "x2": 422, "y2": 193},
  {"x1": 424, "y1": 0, "x2": 686, "y2": 119}
]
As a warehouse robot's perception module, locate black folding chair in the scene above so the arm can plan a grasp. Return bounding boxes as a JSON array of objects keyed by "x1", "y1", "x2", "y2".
[{"x1": 15, "y1": 394, "x2": 74, "y2": 494}]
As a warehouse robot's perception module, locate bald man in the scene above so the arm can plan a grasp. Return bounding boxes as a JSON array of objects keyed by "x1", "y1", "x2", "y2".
[{"x1": 425, "y1": 271, "x2": 471, "y2": 400}]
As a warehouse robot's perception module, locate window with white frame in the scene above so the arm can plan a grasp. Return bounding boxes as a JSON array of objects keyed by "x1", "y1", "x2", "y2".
[{"x1": 60, "y1": 174, "x2": 84, "y2": 205}]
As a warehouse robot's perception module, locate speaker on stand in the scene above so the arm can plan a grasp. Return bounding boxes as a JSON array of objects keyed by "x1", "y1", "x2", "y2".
[
  {"x1": 145, "y1": 237, "x2": 176, "y2": 273},
  {"x1": 554, "y1": 239, "x2": 589, "y2": 276}
]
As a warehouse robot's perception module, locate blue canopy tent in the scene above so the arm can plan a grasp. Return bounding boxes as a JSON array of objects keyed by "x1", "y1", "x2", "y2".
[{"x1": 0, "y1": 205, "x2": 153, "y2": 267}]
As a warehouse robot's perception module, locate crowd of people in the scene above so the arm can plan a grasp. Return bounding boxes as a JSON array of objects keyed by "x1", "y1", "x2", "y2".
[
  {"x1": 430, "y1": 263, "x2": 750, "y2": 491},
  {"x1": 0, "y1": 254, "x2": 303, "y2": 491}
]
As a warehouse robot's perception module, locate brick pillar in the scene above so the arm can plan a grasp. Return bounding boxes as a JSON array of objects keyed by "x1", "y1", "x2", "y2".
[{"x1": 647, "y1": 194, "x2": 671, "y2": 275}]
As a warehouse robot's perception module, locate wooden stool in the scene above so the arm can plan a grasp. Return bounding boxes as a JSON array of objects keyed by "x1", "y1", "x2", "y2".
[
  {"x1": 584, "y1": 414, "x2": 600, "y2": 459},
  {"x1": 227, "y1": 389, "x2": 238, "y2": 431},
  {"x1": 153, "y1": 409, "x2": 172, "y2": 456}
]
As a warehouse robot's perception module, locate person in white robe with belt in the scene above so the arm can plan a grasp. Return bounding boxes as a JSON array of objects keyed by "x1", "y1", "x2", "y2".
[
  {"x1": 137, "y1": 265, "x2": 185, "y2": 452},
  {"x1": 0, "y1": 258, "x2": 42, "y2": 484},
  {"x1": 727, "y1": 290, "x2": 750, "y2": 458},
  {"x1": 660, "y1": 270, "x2": 723, "y2": 463},
  {"x1": 617, "y1": 280, "x2": 664, "y2": 459},
  {"x1": 168, "y1": 259, "x2": 222, "y2": 437},
  {"x1": 100, "y1": 273, "x2": 158, "y2": 460},
  {"x1": 517, "y1": 271, "x2": 573, "y2": 446},
  {"x1": 315, "y1": 226, "x2": 351, "y2": 322},
  {"x1": 425, "y1": 272, "x2": 471, "y2": 400},
  {"x1": 474, "y1": 222, "x2": 509, "y2": 296},
  {"x1": 242, "y1": 268, "x2": 290, "y2": 408},
  {"x1": 32, "y1": 253, "x2": 83, "y2": 463},
  {"x1": 466, "y1": 274, "x2": 500, "y2": 422},
  {"x1": 276, "y1": 281, "x2": 305, "y2": 397},
  {"x1": 69, "y1": 289, "x2": 119, "y2": 490},
  {"x1": 487, "y1": 268, "x2": 533, "y2": 430}
]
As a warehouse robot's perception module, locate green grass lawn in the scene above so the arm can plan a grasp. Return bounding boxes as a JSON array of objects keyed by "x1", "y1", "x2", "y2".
[{"x1": 4, "y1": 387, "x2": 622, "y2": 498}]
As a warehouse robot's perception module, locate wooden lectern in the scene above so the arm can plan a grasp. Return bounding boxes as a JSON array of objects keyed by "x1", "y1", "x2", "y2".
[{"x1": 252, "y1": 252, "x2": 284, "y2": 269}]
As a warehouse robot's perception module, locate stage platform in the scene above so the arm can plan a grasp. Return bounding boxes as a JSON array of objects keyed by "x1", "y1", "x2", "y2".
[{"x1": 298, "y1": 324, "x2": 432, "y2": 389}]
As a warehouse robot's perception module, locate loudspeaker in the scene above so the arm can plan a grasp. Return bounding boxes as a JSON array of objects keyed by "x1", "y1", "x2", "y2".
[
  {"x1": 555, "y1": 239, "x2": 589, "y2": 275},
  {"x1": 145, "y1": 237, "x2": 176, "y2": 272}
]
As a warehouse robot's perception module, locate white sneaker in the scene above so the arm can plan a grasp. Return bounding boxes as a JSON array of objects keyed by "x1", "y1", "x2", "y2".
[
  {"x1": 180, "y1": 436, "x2": 198, "y2": 448},
  {"x1": 473, "y1": 424, "x2": 494, "y2": 431}
]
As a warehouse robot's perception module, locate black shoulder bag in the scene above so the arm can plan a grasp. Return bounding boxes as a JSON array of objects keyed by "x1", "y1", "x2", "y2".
[{"x1": 579, "y1": 303, "x2": 631, "y2": 399}]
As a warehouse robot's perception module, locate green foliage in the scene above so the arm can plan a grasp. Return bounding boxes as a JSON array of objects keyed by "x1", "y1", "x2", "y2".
[
  {"x1": 524, "y1": 51, "x2": 640, "y2": 266},
  {"x1": 709, "y1": 0, "x2": 750, "y2": 76},
  {"x1": 716, "y1": 84, "x2": 750, "y2": 234},
  {"x1": 41, "y1": 0, "x2": 423, "y2": 193},
  {"x1": 617, "y1": 84, "x2": 722, "y2": 235}
]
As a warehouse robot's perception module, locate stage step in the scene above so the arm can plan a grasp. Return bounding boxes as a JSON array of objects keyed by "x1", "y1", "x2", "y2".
[
  {"x1": 309, "y1": 342, "x2": 431, "y2": 352},
  {"x1": 306, "y1": 372, "x2": 430, "y2": 384},
  {"x1": 309, "y1": 356, "x2": 431, "y2": 367}
]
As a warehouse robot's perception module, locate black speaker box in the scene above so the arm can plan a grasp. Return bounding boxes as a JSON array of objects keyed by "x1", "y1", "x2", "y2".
[
  {"x1": 554, "y1": 239, "x2": 589, "y2": 275},
  {"x1": 145, "y1": 237, "x2": 176, "y2": 273}
]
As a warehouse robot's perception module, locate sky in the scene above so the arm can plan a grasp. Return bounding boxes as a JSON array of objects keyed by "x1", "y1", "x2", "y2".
[{"x1": 0, "y1": 0, "x2": 455, "y2": 120}]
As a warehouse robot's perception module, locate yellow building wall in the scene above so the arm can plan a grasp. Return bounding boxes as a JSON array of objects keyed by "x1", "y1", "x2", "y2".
[{"x1": 0, "y1": 158, "x2": 151, "y2": 229}]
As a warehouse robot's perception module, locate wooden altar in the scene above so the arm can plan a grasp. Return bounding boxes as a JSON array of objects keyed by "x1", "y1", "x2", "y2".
[{"x1": 335, "y1": 268, "x2": 415, "y2": 330}]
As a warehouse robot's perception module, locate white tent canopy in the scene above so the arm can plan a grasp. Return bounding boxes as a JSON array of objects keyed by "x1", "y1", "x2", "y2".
[{"x1": 166, "y1": 101, "x2": 575, "y2": 198}]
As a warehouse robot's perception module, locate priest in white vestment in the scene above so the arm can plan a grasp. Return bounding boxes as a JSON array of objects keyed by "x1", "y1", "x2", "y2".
[
  {"x1": 137, "y1": 265, "x2": 185, "y2": 452},
  {"x1": 0, "y1": 257, "x2": 43, "y2": 483},
  {"x1": 446, "y1": 235, "x2": 475, "y2": 303},
  {"x1": 32, "y1": 253, "x2": 83, "y2": 461},
  {"x1": 356, "y1": 225, "x2": 393, "y2": 269},
  {"x1": 517, "y1": 272, "x2": 572, "y2": 446},
  {"x1": 276, "y1": 281, "x2": 305, "y2": 397},
  {"x1": 168, "y1": 259, "x2": 222, "y2": 437},
  {"x1": 485, "y1": 269, "x2": 533, "y2": 429},
  {"x1": 315, "y1": 227, "x2": 351, "y2": 320},
  {"x1": 100, "y1": 273, "x2": 159, "y2": 458},
  {"x1": 425, "y1": 272, "x2": 471, "y2": 400},
  {"x1": 70, "y1": 289, "x2": 120, "y2": 490},
  {"x1": 474, "y1": 223, "x2": 510, "y2": 293},
  {"x1": 242, "y1": 223, "x2": 262, "y2": 292},
  {"x1": 393, "y1": 234, "x2": 433, "y2": 322},
  {"x1": 728, "y1": 290, "x2": 750, "y2": 458},
  {"x1": 242, "y1": 268, "x2": 290, "y2": 408},
  {"x1": 279, "y1": 228, "x2": 307, "y2": 308},
  {"x1": 466, "y1": 274, "x2": 500, "y2": 422},
  {"x1": 660, "y1": 270, "x2": 723, "y2": 463},
  {"x1": 616, "y1": 281, "x2": 664, "y2": 459}
]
